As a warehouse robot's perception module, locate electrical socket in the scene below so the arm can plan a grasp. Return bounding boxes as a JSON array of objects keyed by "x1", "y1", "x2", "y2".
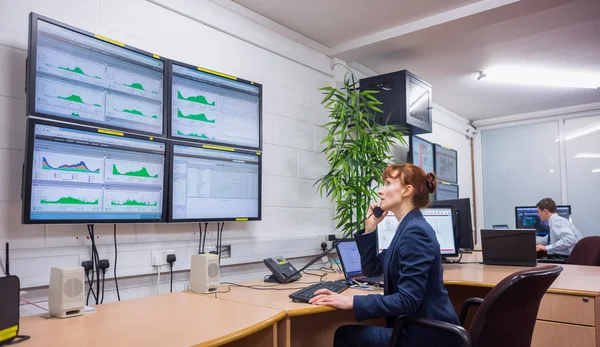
[{"x1": 151, "y1": 249, "x2": 175, "y2": 266}]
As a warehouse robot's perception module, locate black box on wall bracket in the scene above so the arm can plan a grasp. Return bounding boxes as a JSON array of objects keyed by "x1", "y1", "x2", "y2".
[{"x1": 359, "y1": 70, "x2": 433, "y2": 135}]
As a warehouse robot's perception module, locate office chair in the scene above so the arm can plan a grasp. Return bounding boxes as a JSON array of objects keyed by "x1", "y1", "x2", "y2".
[
  {"x1": 568, "y1": 236, "x2": 600, "y2": 266},
  {"x1": 389, "y1": 265, "x2": 563, "y2": 347}
]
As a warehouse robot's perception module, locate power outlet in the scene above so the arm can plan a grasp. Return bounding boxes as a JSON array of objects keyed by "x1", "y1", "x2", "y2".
[{"x1": 151, "y1": 249, "x2": 175, "y2": 266}]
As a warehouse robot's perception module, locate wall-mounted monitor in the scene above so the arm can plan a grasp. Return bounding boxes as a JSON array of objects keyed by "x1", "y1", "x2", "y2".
[
  {"x1": 27, "y1": 13, "x2": 168, "y2": 135},
  {"x1": 434, "y1": 144, "x2": 458, "y2": 184},
  {"x1": 409, "y1": 135, "x2": 434, "y2": 174},
  {"x1": 22, "y1": 118, "x2": 169, "y2": 224},
  {"x1": 435, "y1": 182, "x2": 459, "y2": 201},
  {"x1": 169, "y1": 141, "x2": 261, "y2": 222},
  {"x1": 169, "y1": 61, "x2": 262, "y2": 150}
]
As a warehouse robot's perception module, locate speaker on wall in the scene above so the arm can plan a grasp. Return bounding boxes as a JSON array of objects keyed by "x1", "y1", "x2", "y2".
[
  {"x1": 189, "y1": 254, "x2": 220, "y2": 294},
  {"x1": 359, "y1": 70, "x2": 433, "y2": 135},
  {"x1": 48, "y1": 267, "x2": 84, "y2": 318}
]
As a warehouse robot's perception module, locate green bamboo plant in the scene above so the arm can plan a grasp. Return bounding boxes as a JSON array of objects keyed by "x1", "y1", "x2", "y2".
[{"x1": 315, "y1": 70, "x2": 406, "y2": 237}]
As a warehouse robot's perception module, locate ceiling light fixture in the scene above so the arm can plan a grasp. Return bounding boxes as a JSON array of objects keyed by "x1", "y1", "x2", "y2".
[
  {"x1": 575, "y1": 153, "x2": 600, "y2": 158},
  {"x1": 477, "y1": 66, "x2": 600, "y2": 89},
  {"x1": 593, "y1": 169, "x2": 600, "y2": 173}
]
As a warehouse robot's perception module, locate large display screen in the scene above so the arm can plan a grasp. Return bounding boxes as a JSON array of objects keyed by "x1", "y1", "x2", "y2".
[
  {"x1": 170, "y1": 62, "x2": 261, "y2": 150},
  {"x1": 170, "y1": 142, "x2": 261, "y2": 222},
  {"x1": 28, "y1": 13, "x2": 167, "y2": 135},
  {"x1": 23, "y1": 119, "x2": 168, "y2": 223}
]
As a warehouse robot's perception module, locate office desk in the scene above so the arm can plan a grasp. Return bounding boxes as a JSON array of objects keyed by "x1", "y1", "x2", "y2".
[
  {"x1": 19, "y1": 292, "x2": 285, "y2": 347},
  {"x1": 200, "y1": 274, "x2": 385, "y2": 347},
  {"x1": 443, "y1": 255, "x2": 600, "y2": 347}
]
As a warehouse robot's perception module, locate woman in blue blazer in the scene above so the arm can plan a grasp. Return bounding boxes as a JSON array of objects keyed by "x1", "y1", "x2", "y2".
[{"x1": 309, "y1": 163, "x2": 460, "y2": 346}]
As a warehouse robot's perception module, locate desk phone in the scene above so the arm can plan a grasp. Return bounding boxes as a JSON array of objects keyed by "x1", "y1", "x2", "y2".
[{"x1": 263, "y1": 256, "x2": 302, "y2": 283}]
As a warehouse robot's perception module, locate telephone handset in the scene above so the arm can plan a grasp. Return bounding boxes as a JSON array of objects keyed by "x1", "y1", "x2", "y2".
[{"x1": 263, "y1": 256, "x2": 302, "y2": 283}]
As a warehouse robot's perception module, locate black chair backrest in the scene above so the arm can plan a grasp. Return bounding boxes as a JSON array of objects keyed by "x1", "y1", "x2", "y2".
[
  {"x1": 467, "y1": 265, "x2": 563, "y2": 347},
  {"x1": 568, "y1": 237, "x2": 600, "y2": 266}
]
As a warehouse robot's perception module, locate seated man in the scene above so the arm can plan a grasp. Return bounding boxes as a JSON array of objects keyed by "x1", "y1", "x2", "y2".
[{"x1": 535, "y1": 198, "x2": 583, "y2": 257}]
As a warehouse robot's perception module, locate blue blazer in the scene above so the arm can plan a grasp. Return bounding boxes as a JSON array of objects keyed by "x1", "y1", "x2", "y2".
[{"x1": 353, "y1": 208, "x2": 460, "y2": 345}]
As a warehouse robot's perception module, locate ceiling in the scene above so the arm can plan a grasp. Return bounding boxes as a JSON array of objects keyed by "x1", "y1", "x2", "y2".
[
  {"x1": 225, "y1": 0, "x2": 600, "y2": 120},
  {"x1": 231, "y1": 0, "x2": 480, "y2": 47}
]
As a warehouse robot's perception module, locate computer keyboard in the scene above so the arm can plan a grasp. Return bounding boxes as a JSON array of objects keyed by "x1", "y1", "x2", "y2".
[{"x1": 289, "y1": 280, "x2": 350, "y2": 303}]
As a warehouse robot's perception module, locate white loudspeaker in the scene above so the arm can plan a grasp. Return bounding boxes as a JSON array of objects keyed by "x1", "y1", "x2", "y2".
[
  {"x1": 48, "y1": 267, "x2": 84, "y2": 318},
  {"x1": 190, "y1": 254, "x2": 220, "y2": 294}
]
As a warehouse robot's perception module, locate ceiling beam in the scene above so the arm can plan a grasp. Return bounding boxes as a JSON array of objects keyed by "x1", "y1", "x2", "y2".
[{"x1": 330, "y1": 0, "x2": 519, "y2": 61}]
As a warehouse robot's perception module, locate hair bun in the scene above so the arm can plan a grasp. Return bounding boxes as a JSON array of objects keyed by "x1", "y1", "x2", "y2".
[{"x1": 426, "y1": 173, "x2": 437, "y2": 194}]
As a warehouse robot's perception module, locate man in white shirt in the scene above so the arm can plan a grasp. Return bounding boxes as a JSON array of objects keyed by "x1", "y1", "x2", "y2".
[{"x1": 535, "y1": 198, "x2": 583, "y2": 257}]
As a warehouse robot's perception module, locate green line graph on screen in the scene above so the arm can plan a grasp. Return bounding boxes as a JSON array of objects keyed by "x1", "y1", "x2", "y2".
[
  {"x1": 176, "y1": 108, "x2": 215, "y2": 123},
  {"x1": 177, "y1": 90, "x2": 216, "y2": 106},
  {"x1": 176, "y1": 129, "x2": 214, "y2": 139},
  {"x1": 56, "y1": 94, "x2": 101, "y2": 107},
  {"x1": 41, "y1": 196, "x2": 99, "y2": 205},
  {"x1": 111, "y1": 199, "x2": 158, "y2": 207},
  {"x1": 112, "y1": 164, "x2": 159, "y2": 178}
]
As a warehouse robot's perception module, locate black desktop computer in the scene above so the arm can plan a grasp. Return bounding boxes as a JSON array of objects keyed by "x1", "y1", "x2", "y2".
[
  {"x1": 431, "y1": 198, "x2": 473, "y2": 250},
  {"x1": 515, "y1": 205, "x2": 571, "y2": 235}
]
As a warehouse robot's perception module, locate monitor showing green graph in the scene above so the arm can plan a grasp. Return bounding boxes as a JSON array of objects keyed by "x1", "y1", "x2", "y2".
[
  {"x1": 22, "y1": 118, "x2": 168, "y2": 224},
  {"x1": 28, "y1": 13, "x2": 167, "y2": 135},
  {"x1": 170, "y1": 62, "x2": 262, "y2": 150}
]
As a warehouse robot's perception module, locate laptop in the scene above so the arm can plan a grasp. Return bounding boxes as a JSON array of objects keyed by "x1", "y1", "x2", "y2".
[
  {"x1": 481, "y1": 229, "x2": 537, "y2": 267},
  {"x1": 336, "y1": 239, "x2": 384, "y2": 285}
]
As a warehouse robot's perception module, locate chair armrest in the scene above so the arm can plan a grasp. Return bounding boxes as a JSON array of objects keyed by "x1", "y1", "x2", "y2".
[
  {"x1": 389, "y1": 316, "x2": 471, "y2": 347},
  {"x1": 459, "y1": 297, "x2": 484, "y2": 326}
]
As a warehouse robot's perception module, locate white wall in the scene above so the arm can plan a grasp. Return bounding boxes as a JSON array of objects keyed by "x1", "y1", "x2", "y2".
[{"x1": 0, "y1": 0, "x2": 473, "y2": 316}]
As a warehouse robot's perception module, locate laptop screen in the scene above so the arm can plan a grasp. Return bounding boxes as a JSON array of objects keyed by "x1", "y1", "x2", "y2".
[{"x1": 337, "y1": 240, "x2": 363, "y2": 277}]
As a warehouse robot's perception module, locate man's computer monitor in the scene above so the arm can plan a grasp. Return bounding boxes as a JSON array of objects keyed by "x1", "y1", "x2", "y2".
[
  {"x1": 431, "y1": 198, "x2": 473, "y2": 250},
  {"x1": 515, "y1": 205, "x2": 572, "y2": 231},
  {"x1": 421, "y1": 207, "x2": 458, "y2": 257}
]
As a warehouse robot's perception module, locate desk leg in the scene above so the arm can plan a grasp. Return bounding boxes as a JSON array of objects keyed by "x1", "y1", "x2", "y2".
[
  {"x1": 288, "y1": 310, "x2": 384, "y2": 347},
  {"x1": 224, "y1": 322, "x2": 278, "y2": 347},
  {"x1": 277, "y1": 317, "x2": 291, "y2": 347}
]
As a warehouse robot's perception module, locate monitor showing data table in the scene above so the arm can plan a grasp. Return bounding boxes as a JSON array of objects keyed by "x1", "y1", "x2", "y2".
[
  {"x1": 169, "y1": 61, "x2": 262, "y2": 150},
  {"x1": 28, "y1": 13, "x2": 167, "y2": 135},
  {"x1": 22, "y1": 118, "x2": 168, "y2": 224},
  {"x1": 170, "y1": 142, "x2": 261, "y2": 222}
]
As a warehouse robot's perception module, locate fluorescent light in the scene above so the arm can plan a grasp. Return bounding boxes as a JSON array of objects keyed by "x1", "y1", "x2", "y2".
[
  {"x1": 478, "y1": 66, "x2": 600, "y2": 89},
  {"x1": 593, "y1": 169, "x2": 600, "y2": 173},
  {"x1": 575, "y1": 153, "x2": 600, "y2": 158}
]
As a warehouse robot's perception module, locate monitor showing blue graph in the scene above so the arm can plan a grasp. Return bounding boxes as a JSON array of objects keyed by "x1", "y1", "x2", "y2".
[
  {"x1": 170, "y1": 142, "x2": 261, "y2": 222},
  {"x1": 170, "y1": 61, "x2": 262, "y2": 150},
  {"x1": 28, "y1": 13, "x2": 167, "y2": 135},
  {"x1": 23, "y1": 118, "x2": 168, "y2": 224}
]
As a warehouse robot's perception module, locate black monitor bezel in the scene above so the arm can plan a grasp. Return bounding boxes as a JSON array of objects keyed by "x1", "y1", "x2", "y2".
[
  {"x1": 168, "y1": 139, "x2": 262, "y2": 222},
  {"x1": 167, "y1": 59, "x2": 263, "y2": 151},
  {"x1": 26, "y1": 12, "x2": 170, "y2": 137},
  {"x1": 433, "y1": 143, "x2": 458, "y2": 184},
  {"x1": 22, "y1": 117, "x2": 170, "y2": 224}
]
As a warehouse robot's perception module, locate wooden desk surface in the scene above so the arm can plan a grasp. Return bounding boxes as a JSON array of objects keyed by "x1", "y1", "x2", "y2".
[
  {"x1": 20, "y1": 292, "x2": 285, "y2": 347},
  {"x1": 204, "y1": 273, "x2": 382, "y2": 317},
  {"x1": 443, "y1": 252, "x2": 600, "y2": 296}
]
